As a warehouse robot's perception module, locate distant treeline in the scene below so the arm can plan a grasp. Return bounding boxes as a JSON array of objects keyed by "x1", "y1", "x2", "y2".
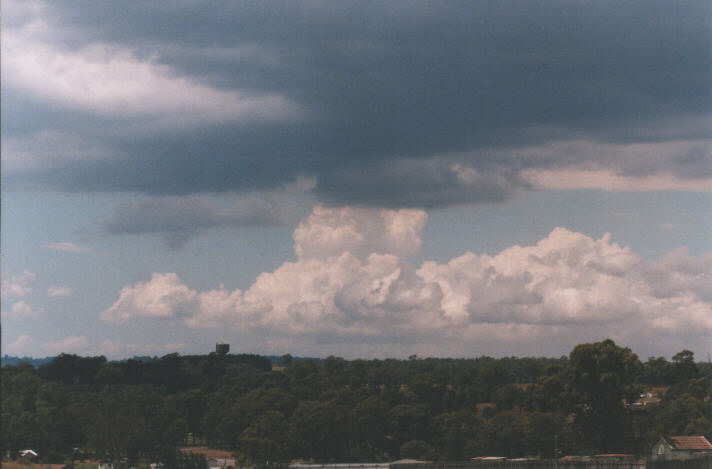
[
  {"x1": 2, "y1": 341, "x2": 711, "y2": 468},
  {"x1": 0, "y1": 354, "x2": 322, "y2": 368},
  {"x1": 1, "y1": 356, "x2": 56, "y2": 367}
]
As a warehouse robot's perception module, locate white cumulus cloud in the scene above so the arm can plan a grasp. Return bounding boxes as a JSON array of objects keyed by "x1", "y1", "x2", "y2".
[
  {"x1": 293, "y1": 205, "x2": 427, "y2": 260},
  {"x1": 5, "y1": 334, "x2": 33, "y2": 355},
  {"x1": 2, "y1": 270, "x2": 36, "y2": 298},
  {"x1": 5, "y1": 300, "x2": 42, "y2": 319},
  {"x1": 101, "y1": 205, "x2": 712, "y2": 356},
  {"x1": 101, "y1": 273, "x2": 198, "y2": 323}
]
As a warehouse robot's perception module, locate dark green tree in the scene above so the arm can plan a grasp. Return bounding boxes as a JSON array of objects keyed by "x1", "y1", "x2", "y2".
[
  {"x1": 672, "y1": 350, "x2": 699, "y2": 382},
  {"x1": 432, "y1": 410, "x2": 483, "y2": 461},
  {"x1": 565, "y1": 339, "x2": 642, "y2": 452},
  {"x1": 239, "y1": 410, "x2": 291, "y2": 468},
  {"x1": 399, "y1": 440, "x2": 435, "y2": 460}
]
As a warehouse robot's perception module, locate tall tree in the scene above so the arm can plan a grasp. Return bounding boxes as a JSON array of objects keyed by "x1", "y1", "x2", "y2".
[
  {"x1": 672, "y1": 350, "x2": 699, "y2": 382},
  {"x1": 565, "y1": 339, "x2": 641, "y2": 452}
]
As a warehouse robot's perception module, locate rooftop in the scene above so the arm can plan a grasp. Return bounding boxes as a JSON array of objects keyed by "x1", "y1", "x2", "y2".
[{"x1": 667, "y1": 436, "x2": 712, "y2": 451}]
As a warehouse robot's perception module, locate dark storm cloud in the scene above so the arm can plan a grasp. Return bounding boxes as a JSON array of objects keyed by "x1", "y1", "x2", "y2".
[
  {"x1": 102, "y1": 189, "x2": 304, "y2": 248},
  {"x1": 4, "y1": 0, "x2": 711, "y2": 206},
  {"x1": 315, "y1": 158, "x2": 529, "y2": 208}
]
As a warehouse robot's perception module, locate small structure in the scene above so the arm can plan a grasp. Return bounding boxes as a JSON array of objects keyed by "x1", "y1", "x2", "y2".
[
  {"x1": 652, "y1": 435, "x2": 712, "y2": 460},
  {"x1": 593, "y1": 454, "x2": 635, "y2": 461},
  {"x1": 20, "y1": 449, "x2": 38, "y2": 458},
  {"x1": 559, "y1": 456, "x2": 592, "y2": 462},
  {"x1": 207, "y1": 457, "x2": 235, "y2": 469},
  {"x1": 216, "y1": 342, "x2": 230, "y2": 355},
  {"x1": 632, "y1": 386, "x2": 668, "y2": 407},
  {"x1": 291, "y1": 461, "x2": 429, "y2": 469},
  {"x1": 98, "y1": 461, "x2": 114, "y2": 469}
]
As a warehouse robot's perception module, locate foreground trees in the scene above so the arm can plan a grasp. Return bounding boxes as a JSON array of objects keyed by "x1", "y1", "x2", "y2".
[{"x1": 2, "y1": 341, "x2": 710, "y2": 465}]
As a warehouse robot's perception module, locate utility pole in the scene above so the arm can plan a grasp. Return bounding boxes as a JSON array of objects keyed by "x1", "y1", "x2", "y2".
[{"x1": 554, "y1": 434, "x2": 559, "y2": 469}]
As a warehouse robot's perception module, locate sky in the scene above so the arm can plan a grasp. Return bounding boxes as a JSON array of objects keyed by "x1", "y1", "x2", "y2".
[{"x1": 2, "y1": 0, "x2": 711, "y2": 361}]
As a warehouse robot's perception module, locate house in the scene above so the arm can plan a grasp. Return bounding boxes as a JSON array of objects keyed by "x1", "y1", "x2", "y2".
[
  {"x1": 98, "y1": 461, "x2": 114, "y2": 469},
  {"x1": 652, "y1": 435, "x2": 712, "y2": 460},
  {"x1": 20, "y1": 449, "x2": 39, "y2": 458},
  {"x1": 632, "y1": 386, "x2": 669, "y2": 407}
]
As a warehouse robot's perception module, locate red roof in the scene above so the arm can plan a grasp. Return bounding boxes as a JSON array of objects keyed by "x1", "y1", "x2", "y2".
[
  {"x1": 668, "y1": 436, "x2": 712, "y2": 450},
  {"x1": 179, "y1": 447, "x2": 234, "y2": 459}
]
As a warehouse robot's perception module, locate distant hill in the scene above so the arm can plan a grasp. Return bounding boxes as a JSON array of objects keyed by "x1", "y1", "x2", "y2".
[
  {"x1": 1, "y1": 355, "x2": 56, "y2": 367},
  {"x1": 1, "y1": 354, "x2": 156, "y2": 367},
  {"x1": 2, "y1": 353, "x2": 322, "y2": 368}
]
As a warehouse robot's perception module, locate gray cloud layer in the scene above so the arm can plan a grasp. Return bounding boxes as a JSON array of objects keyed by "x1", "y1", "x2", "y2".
[
  {"x1": 104, "y1": 194, "x2": 288, "y2": 248},
  {"x1": 4, "y1": 0, "x2": 711, "y2": 206}
]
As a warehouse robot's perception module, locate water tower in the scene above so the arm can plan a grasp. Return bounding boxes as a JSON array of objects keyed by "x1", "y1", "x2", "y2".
[{"x1": 215, "y1": 342, "x2": 229, "y2": 355}]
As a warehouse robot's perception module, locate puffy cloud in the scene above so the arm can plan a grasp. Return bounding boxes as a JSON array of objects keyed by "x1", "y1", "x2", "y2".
[
  {"x1": 293, "y1": 205, "x2": 427, "y2": 259},
  {"x1": 419, "y1": 229, "x2": 648, "y2": 326},
  {"x1": 5, "y1": 334, "x2": 34, "y2": 355},
  {"x1": 645, "y1": 248, "x2": 712, "y2": 302},
  {"x1": 47, "y1": 286, "x2": 73, "y2": 297},
  {"x1": 2, "y1": 270, "x2": 35, "y2": 297},
  {"x1": 102, "y1": 206, "x2": 712, "y2": 355},
  {"x1": 101, "y1": 273, "x2": 198, "y2": 323},
  {"x1": 4, "y1": 300, "x2": 42, "y2": 319}
]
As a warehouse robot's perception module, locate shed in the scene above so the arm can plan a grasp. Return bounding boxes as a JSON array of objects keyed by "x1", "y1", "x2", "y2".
[{"x1": 652, "y1": 435, "x2": 712, "y2": 460}]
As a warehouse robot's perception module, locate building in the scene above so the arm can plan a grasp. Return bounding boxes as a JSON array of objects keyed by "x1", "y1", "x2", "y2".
[
  {"x1": 652, "y1": 435, "x2": 712, "y2": 460},
  {"x1": 216, "y1": 342, "x2": 230, "y2": 355}
]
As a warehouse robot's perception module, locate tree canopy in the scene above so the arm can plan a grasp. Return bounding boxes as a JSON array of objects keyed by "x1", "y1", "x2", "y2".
[{"x1": 2, "y1": 341, "x2": 710, "y2": 466}]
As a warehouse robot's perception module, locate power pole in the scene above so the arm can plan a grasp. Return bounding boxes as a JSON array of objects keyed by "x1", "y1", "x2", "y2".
[{"x1": 554, "y1": 434, "x2": 559, "y2": 469}]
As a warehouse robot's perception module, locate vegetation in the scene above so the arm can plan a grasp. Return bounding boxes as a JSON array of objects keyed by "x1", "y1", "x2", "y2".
[{"x1": 2, "y1": 341, "x2": 711, "y2": 467}]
